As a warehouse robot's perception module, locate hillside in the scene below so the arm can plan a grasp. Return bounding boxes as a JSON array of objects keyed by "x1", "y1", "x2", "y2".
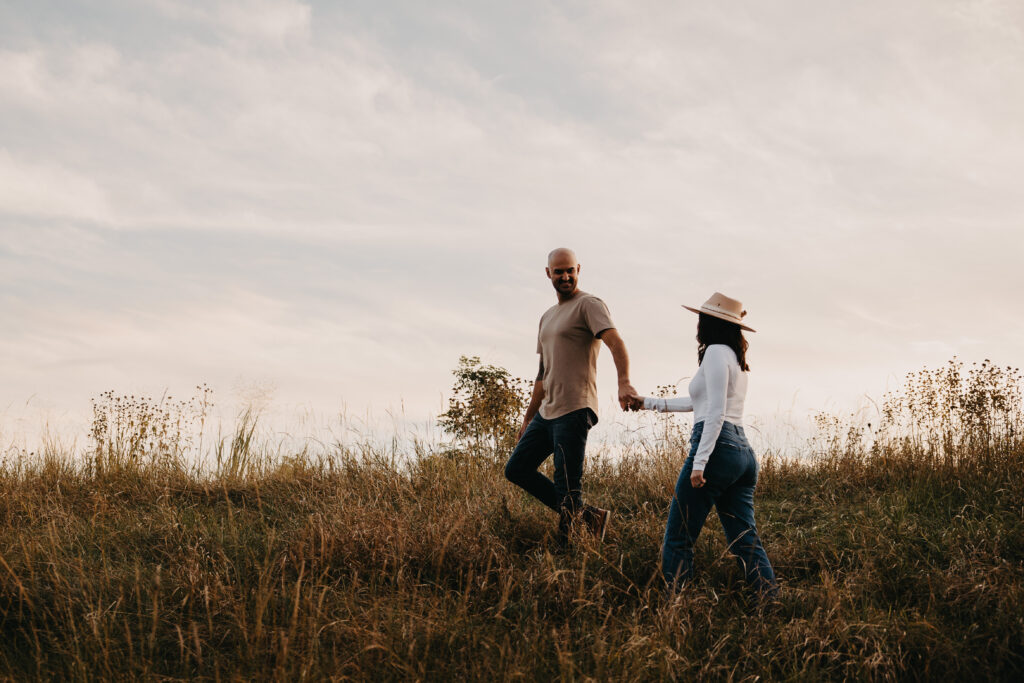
[{"x1": 1, "y1": 361, "x2": 1022, "y2": 680}]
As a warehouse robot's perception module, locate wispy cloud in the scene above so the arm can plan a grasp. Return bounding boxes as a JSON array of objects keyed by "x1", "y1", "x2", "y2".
[{"x1": 2, "y1": 0, "x2": 1023, "y2": 441}]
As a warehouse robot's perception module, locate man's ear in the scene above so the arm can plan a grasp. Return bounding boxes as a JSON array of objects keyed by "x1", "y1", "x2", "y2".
[
  {"x1": 545, "y1": 267, "x2": 551, "y2": 278},
  {"x1": 576, "y1": 263, "x2": 582, "y2": 275}
]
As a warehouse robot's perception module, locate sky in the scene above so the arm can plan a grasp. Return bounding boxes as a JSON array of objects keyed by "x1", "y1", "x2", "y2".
[{"x1": 2, "y1": 0, "x2": 1023, "y2": 452}]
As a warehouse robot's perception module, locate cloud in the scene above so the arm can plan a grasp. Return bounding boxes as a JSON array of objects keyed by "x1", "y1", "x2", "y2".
[
  {"x1": 1, "y1": 0, "x2": 1023, "y2": 447},
  {"x1": 144, "y1": 0, "x2": 312, "y2": 42},
  {"x1": 215, "y1": 0, "x2": 311, "y2": 41},
  {"x1": 0, "y1": 149, "x2": 112, "y2": 221}
]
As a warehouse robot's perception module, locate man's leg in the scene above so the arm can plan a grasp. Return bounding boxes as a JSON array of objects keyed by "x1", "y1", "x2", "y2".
[
  {"x1": 550, "y1": 409, "x2": 603, "y2": 542},
  {"x1": 551, "y1": 409, "x2": 594, "y2": 510},
  {"x1": 504, "y1": 415, "x2": 560, "y2": 511}
]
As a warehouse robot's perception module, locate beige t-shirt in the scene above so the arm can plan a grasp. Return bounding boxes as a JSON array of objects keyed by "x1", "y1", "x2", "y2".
[{"x1": 536, "y1": 291, "x2": 615, "y2": 420}]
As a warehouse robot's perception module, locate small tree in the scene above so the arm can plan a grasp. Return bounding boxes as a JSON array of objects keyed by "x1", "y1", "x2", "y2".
[{"x1": 438, "y1": 356, "x2": 531, "y2": 457}]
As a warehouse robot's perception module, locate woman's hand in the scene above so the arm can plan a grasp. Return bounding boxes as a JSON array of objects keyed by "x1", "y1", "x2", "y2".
[
  {"x1": 690, "y1": 470, "x2": 706, "y2": 488},
  {"x1": 626, "y1": 395, "x2": 645, "y2": 411}
]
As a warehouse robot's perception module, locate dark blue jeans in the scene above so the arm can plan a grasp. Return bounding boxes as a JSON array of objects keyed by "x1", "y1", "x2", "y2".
[
  {"x1": 663, "y1": 421, "x2": 777, "y2": 596},
  {"x1": 504, "y1": 408, "x2": 596, "y2": 514}
]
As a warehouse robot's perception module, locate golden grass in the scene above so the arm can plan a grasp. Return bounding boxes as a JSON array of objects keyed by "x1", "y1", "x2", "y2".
[{"x1": 0, "y1": 362, "x2": 1022, "y2": 680}]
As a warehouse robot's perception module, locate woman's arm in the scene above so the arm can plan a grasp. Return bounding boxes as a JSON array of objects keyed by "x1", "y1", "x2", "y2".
[
  {"x1": 641, "y1": 395, "x2": 694, "y2": 412},
  {"x1": 692, "y1": 346, "x2": 729, "y2": 473}
]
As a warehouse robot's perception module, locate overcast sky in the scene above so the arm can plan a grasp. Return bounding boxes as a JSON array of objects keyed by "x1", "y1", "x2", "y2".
[{"x1": 2, "y1": 0, "x2": 1023, "y2": 449}]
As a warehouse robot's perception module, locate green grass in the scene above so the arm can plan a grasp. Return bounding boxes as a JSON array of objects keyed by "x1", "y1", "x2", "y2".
[{"x1": 0, "y1": 428, "x2": 1022, "y2": 681}]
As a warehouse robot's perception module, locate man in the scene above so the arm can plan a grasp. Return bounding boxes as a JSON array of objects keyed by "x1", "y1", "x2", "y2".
[{"x1": 504, "y1": 248, "x2": 637, "y2": 545}]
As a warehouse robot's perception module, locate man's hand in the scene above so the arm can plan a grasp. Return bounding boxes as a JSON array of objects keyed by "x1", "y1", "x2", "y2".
[
  {"x1": 618, "y1": 381, "x2": 638, "y2": 411},
  {"x1": 690, "y1": 470, "x2": 706, "y2": 488},
  {"x1": 622, "y1": 393, "x2": 644, "y2": 411},
  {"x1": 517, "y1": 379, "x2": 544, "y2": 444}
]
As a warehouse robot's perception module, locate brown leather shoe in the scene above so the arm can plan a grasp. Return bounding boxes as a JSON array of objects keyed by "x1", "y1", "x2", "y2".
[{"x1": 582, "y1": 505, "x2": 611, "y2": 542}]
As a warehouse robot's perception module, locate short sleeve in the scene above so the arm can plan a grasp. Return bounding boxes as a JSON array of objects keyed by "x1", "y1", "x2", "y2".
[
  {"x1": 581, "y1": 296, "x2": 615, "y2": 337},
  {"x1": 536, "y1": 317, "x2": 543, "y2": 354}
]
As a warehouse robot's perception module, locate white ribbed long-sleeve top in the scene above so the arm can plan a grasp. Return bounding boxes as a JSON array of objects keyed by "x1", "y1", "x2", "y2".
[{"x1": 642, "y1": 344, "x2": 748, "y2": 472}]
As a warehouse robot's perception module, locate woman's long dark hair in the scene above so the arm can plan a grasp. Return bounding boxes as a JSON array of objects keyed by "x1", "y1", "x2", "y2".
[{"x1": 697, "y1": 313, "x2": 750, "y2": 371}]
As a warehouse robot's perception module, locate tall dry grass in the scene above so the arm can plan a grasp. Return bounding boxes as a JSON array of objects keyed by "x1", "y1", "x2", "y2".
[{"x1": 0, "y1": 360, "x2": 1022, "y2": 680}]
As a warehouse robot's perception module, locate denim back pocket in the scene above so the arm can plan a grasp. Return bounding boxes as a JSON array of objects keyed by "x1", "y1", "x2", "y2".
[
  {"x1": 715, "y1": 432, "x2": 745, "y2": 451},
  {"x1": 704, "y1": 436, "x2": 747, "y2": 484}
]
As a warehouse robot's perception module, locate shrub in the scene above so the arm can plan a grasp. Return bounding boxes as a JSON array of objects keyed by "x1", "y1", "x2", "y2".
[
  {"x1": 879, "y1": 358, "x2": 1022, "y2": 463},
  {"x1": 437, "y1": 356, "x2": 530, "y2": 458},
  {"x1": 89, "y1": 385, "x2": 213, "y2": 472}
]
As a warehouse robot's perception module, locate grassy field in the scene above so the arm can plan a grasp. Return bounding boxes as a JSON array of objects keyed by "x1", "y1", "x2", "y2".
[{"x1": 1, "y1": 362, "x2": 1022, "y2": 681}]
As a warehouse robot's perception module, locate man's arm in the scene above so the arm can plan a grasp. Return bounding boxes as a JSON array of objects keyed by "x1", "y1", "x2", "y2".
[
  {"x1": 598, "y1": 328, "x2": 638, "y2": 410},
  {"x1": 518, "y1": 358, "x2": 546, "y2": 440}
]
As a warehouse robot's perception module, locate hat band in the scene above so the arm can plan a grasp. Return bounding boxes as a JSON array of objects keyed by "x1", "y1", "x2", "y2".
[{"x1": 701, "y1": 305, "x2": 742, "y2": 321}]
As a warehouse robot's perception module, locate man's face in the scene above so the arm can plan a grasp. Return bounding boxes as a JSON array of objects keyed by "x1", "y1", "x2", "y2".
[{"x1": 546, "y1": 254, "x2": 580, "y2": 297}]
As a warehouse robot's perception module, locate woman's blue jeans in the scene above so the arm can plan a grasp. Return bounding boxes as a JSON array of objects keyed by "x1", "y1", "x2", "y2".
[{"x1": 662, "y1": 421, "x2": 778, "y2": 596}]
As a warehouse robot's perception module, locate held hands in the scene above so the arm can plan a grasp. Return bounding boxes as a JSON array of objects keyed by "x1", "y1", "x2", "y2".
[
  {"x1": 618, "y1": 381, "x2": 644, "y2": 412},
  {"x1": 617, "y1": 381, "x2": 639, "y2": 411},
  {"x1": 690, "y1": 470, "x2": 706, "y2": 488}
]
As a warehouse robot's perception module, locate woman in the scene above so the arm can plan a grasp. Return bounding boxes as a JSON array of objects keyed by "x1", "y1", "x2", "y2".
[{"x1": 631, "y1": 292, "x2": 777, "y2": 598}]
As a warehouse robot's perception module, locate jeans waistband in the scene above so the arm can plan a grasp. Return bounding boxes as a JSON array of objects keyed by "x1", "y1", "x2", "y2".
[{"x1": 692, "y1": 420, "x2": 744, "y2": 438}]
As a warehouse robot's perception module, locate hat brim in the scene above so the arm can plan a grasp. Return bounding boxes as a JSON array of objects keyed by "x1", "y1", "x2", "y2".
[{"x1": 681, "y1": 305, "x2": 756, "y2": 332}]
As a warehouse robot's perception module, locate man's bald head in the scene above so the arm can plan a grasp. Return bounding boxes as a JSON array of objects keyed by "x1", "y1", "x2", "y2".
[
  {"x1": 547, "y1": 248, "x2": 578, "y2": 267},
  {"x1": 546, "y1": 248, "x2": 581, "y2": 301}
]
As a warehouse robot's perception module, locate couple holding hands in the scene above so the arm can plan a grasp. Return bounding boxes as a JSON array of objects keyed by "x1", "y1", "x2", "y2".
[{"x1": 504, "y1": 248, "x2": 777, "y2": 599}]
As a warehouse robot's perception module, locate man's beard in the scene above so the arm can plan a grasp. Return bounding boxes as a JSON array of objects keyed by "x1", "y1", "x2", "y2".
[{"x1": 555, "y1": 279, "x2": 576, "y2": 294}]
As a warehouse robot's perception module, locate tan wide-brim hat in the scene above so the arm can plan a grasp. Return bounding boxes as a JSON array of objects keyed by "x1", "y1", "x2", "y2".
[{"x1": 682, "y1": 292, "x2": 756, "y2": 332}]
